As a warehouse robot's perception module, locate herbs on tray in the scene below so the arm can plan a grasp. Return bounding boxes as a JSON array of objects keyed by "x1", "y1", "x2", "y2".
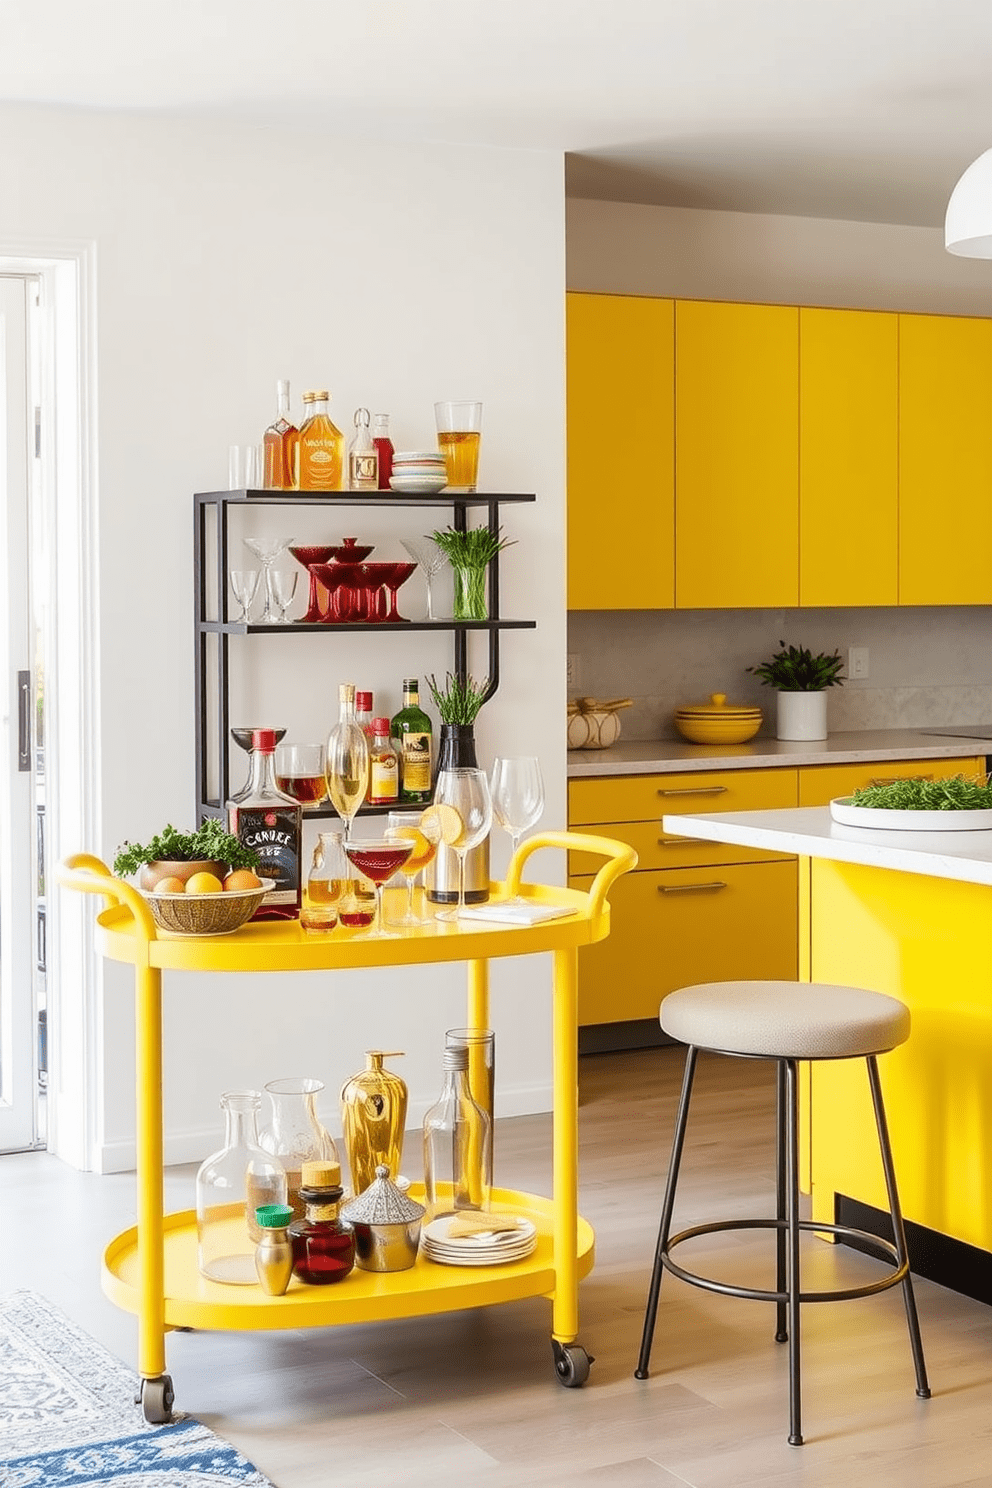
[
  {"x1": 747, "y1": 642, "x2": 845, "y2": 692},
  {"x1": 849, "y1": 775, "x2": 992, "y2": 811},
  {"x1": 427, "y1": 671, "x2": 491, "y2": 725},
  {"x1": 113, "y1": 820, "x2": 260, "y2": 877}
]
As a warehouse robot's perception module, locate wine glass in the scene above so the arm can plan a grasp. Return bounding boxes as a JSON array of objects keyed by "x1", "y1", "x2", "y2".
[
  {"x1": 385, "y1": 809, "x2": 442, "y2": 927},
  {"x1": 268, "y1": 569, "x2": 298, "y2": 623},
  {"x1": 400, "y1": 536, "x2": 449, "y2": 621},
  {"x1": 432, "y1": 768, "x2": 493, "y2": 924},
  {"x1": 243, "y1": 536, "x2": 294, "y2": 623},
  {"x1": 325, "y1": 721, "x2": 369, "y2": 844},
  {"x1": 229, "y1": 569, "x2": 259, "y2": 623},
  {"x1": 491, "y1": 757, "x2": 545, "y2": 901},
  {"x1": 342, "y1": 838, "x2": 415, "y2": 938}
]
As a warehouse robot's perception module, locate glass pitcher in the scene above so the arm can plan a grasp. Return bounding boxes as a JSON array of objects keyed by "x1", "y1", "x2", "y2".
[
  {"x1": 259, "y1": 1077, "x2": 340, "y2": 1221},
  {"x1": 196, "y1": 1090, "x2": 287, "y2": 1284}
]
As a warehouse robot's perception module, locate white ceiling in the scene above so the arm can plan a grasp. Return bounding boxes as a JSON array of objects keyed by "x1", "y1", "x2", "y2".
[{"x1": 4, "y1": 0, "x2": 992, "y2": 227}]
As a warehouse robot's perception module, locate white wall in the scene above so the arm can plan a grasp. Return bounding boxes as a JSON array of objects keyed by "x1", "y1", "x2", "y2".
[
  {"x1": 2, "y1": 105, "x2": 566, "y2": 1172},
  {"x1": 566, "y1": 198, "x2": 992, "y2": 728}
]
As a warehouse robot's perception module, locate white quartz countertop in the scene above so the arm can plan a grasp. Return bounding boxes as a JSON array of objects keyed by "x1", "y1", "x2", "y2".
[
  {"x1": 566, "y1": 729, "x2": 992, "y2": 778},
  {"x1": 669, "y1": 805, "x2": 992, "y2": 888}
]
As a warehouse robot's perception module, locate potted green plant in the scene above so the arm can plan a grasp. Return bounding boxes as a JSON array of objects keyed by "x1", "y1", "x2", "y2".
[
  {"x1": 747, "y1": 642, "x2": 844, "y2": 741},
  {"x1": 113, "y1": 820, "x2": 259, "y2": 890},
  {"x1": 429, "y1": 525, "x2": 515, "y2": 621},
  {"x1": 426, "y1": 672, "x2": 491, "y2": 768}
]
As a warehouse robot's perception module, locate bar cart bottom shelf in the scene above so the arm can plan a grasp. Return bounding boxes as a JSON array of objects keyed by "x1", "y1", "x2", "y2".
[{"x1": 103, "y1": 1186, "x2": 595, "y2": 1333}]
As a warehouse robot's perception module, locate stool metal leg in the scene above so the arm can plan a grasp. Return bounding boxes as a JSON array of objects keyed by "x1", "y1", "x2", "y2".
[
  {"x1": 775, "y1": 1059, "x2": 788, "y2": 1344},
  {"x1": 866, "y1": 1055, "x2": 931, "y2": 1400},
  {"x1": 784, "y1": 1058, "x2": 803, "y2": 1446},
  {"x1": 635, "y1": 1044, "x2": 699, "y2": 1380}
]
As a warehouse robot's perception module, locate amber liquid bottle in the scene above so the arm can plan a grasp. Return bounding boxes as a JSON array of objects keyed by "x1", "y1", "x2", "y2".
[
  {"x1": 298, "y1": 390, "x2": 345, "y2": 491},
  {"x1": 263, "y1": 379, "x2": 299, "y2": 489}
]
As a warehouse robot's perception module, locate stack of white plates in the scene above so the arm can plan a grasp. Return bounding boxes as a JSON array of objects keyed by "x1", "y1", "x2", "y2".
[
  {"x1": 390, "y1": 450, "x2": 448, "y2": 495},
  {"x1": 422, "y1": 1215, "x2": 538, "y2": 1267}
]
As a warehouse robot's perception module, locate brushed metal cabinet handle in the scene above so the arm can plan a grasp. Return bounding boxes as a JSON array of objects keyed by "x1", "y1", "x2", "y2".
[
  {"x1": 656, "y1": 786, "x2": 729, "y2": 797},
  {"x1": 867, "y1": 774, "x2": 933, "y2": 787},
  {"x1": 658, "y1": 881, "x2": 728, "y2": 894},
  {"x1": 657, "y1": 834, "x2": 705, "y2": 846}
]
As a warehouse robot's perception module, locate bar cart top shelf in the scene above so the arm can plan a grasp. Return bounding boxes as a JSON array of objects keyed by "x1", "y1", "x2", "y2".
[{"x1": 196, "y1": 489, "x2": 537, "y2": 507}]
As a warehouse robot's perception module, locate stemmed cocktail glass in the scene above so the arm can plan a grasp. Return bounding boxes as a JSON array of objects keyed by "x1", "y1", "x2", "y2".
[
  {"x1": 243, "y1": 536, "x2": 294, "y2": 624},
  {"x1": 382, "y1": 561, "x2": 417, "y2": 622},
  {"x1": 400, "y1": 536, "x2": 448, "y2": 620},
  {"x1": 342, "y1": 839, "x2": 415, "y2": 938},
  {"x1": 229, "y1": 569, "x2": 260, "y2": 624},
  {"x1": 385, "y1": 809, "x2": 442, "y2": 926},
  {"x1": 288, "y1": 545, "x2": 337, "y2": 623},
  {"x1": 432, "y1": 768, "x2": 493, "y2": 924},
  {"x1": 491, "y1": 756, "x2": 545, "y2": 901}
]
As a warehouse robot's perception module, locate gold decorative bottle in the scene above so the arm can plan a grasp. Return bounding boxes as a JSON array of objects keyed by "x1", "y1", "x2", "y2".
[
  {"x1": 298, "y1": 390, "x2": 344, "y2": 491},
  {"x1": 340, "y1": 1051, "x2": 408, "y2": 1197}
]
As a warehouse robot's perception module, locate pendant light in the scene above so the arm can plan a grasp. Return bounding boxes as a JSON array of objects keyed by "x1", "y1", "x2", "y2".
[{"x1": 945, "y1": 148, "x2": 992, "y2": 258}]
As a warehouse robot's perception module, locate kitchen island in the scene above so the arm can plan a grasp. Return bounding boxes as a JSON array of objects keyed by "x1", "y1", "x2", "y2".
[{"x1": 667, "y1": 802, "x2": 992, "y2": 1300}]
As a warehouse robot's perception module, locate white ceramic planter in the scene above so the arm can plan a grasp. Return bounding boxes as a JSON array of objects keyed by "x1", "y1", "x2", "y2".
[{"x1": 776, "y1": 690, "x2": 828, "y2": 741}]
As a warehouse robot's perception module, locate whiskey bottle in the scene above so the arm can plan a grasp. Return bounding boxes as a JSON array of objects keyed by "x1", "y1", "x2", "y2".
[
  {"x1": 348, "y1": 408, "x2": 379, "y2": 491},
  {"x1": 263, "y1": 379, "x2": 299, "y2": 490},
  {"x1": 298, "y1": 390, "x2": 344, "y2": 491},
  {"x1": 390, "y1": 678, "x2": 433, "y2": 805},
  {"x1": 228, "y1": 727, "x2": 302, "y2": 919}
]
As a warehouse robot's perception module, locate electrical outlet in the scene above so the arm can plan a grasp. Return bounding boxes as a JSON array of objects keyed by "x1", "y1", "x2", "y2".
[
  {"x1": 848, "y1": 646, "x2": 869, "y2": 680},
  {"x1": 567, "y1": 654, "x2": 580, "y2": 688}
]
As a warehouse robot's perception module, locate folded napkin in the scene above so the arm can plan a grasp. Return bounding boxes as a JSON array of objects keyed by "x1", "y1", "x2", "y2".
[
  {"x1": 458, "y1": 902, "x2": 577, "y2": 926},
  {"x1": 445, "y1": 1212, "x2": 522, "y2": 1239}
]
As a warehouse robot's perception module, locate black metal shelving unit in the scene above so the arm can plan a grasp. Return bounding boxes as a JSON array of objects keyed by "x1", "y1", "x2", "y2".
[{"x1": 194, "y1": 488, "x2": 537, "y2": 824}]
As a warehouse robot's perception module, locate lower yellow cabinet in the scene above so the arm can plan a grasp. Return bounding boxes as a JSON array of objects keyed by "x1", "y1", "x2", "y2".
[{"x1": 797, "y1": 755, "x2": 984, "y2": 807}]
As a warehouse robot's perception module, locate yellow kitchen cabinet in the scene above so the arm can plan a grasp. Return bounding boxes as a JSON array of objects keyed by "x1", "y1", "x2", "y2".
[
  {"x1": 675, "y1": 300, "x2": 799, "y2": 609},
  {"x1": 899, "y1": 313, "x2": 992, "y2": 605},
  {"x1": 570, "y1": 860, "x2": 798, "y2": 1026},
  {"x1": 566, "y1": 292, "x2": 674, "y2": 609},
  {"x1": 799, "y1": 308, "x2": 899, "y2": 607},
  {"x1": 797, "y1": 755, "x2": 984, "y2": 808}
]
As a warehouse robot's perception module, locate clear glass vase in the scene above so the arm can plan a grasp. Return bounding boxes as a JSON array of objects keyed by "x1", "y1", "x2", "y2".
[
  {"x1": 451, "y1": 563, "x2": 488, "y2": 620},
  {"x1": 423, "y1": 1044, "x2": 492, "y2": 1221},
  {"x1": 259, "y1": 1077, "x2": 340, "y2": 1220},
  {"x1": 196, "y1": 1091, "x2": 287, "y2": 1285}
]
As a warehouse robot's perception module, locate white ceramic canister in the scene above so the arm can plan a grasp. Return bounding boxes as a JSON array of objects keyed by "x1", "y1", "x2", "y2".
[{"x1": 776, "y1": 691, "x2": 828, "y2": 741}]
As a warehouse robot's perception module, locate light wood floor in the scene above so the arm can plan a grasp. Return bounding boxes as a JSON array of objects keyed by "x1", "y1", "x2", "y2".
[{"x1": 4, "y1": 1047, "x2": 991, "y2": 1487}]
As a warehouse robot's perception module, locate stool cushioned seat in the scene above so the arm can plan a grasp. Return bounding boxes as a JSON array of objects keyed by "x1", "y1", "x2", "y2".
[{"x1": 660, "y1": 980, "x2": 910, "y2": 1060}]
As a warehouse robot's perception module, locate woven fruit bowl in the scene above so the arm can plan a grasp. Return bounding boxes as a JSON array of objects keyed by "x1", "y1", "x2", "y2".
[{"x1": 142, "y1": 879, "x2": 275, "y2": 936}]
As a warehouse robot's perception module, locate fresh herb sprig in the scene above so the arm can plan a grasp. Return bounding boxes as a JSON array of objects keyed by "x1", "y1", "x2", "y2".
[
  {"x1": 747, "y1": 642, "x2": 845, "y2": 692},
  {"x1": 429, "y1": 525, "x2": 515, "y2": 570},
  {"x1": 850, "y1": 775, "x2": 992, "y2": 811},
  {"x1": 113, "y1": 821, "x2": 259, "y2": 877},
  {"x1": 427, "y1": 672, "x2": 491, "y2": 725}
]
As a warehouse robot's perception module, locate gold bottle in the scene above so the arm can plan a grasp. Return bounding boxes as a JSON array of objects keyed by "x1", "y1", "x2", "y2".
[{"x1": 340, "y1": 1051, "x2": 407, "y2": 1197}]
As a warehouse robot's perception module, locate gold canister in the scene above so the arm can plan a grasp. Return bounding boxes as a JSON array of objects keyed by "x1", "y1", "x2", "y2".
[{"x1": 340, "y1": 1051, "x2": 408, "y2": 1197}]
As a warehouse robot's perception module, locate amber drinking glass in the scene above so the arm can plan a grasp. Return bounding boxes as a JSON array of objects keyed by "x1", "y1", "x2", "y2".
[{"x1": 385, "y1": 810, "x2": 441, "y2": 927}]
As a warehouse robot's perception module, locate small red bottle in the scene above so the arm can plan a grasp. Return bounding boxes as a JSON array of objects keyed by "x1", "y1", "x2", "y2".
[
  {"x1": 372, "y1": 413, "x2": 394, "y2": 490},
  {"x1": 289, "y1": 1160, "x2": 355, "y2": 1285}
]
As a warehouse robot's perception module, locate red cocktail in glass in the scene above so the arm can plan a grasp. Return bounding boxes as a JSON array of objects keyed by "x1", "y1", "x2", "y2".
[{"x1": 342, "y1": 839, "x2": 414, "y2": 937}]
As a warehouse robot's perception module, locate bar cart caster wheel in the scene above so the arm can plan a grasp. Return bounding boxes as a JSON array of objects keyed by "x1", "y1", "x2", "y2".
[
  {"x1": 138, "y1": 1375, "x2": 175, "y2": 1424},
  {"x1": 553, "y1": 1341, "x2": 593, "y2": 1388}
]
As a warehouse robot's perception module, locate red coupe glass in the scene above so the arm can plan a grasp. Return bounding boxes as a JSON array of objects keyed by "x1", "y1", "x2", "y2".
[
  {"x1": 380, "y1": 561, "x2": 417, "y2": 622},
  {"x1": 289, "y1": 545, "x2": 338, "y2": 623},
  {"x1": 342, "y1": 839, "x2": 414, "y2": 938}
]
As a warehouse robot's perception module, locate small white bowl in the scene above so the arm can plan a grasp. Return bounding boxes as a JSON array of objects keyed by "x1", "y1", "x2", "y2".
[
  {"x1": 389, "y1": 476, "x2": 448, "y2": 494},
  {"x1": 393, "y1": 451, "x2": 444, "y2": 463}
]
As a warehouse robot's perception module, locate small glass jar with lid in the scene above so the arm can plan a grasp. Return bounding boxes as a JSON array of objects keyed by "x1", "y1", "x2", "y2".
[
  {"x1": 196, "y1": 1090, "x2": 287, "y2": 1284},
  {"x1": 289, "y1": 1159, "x2": 356, "y2": 1285}
]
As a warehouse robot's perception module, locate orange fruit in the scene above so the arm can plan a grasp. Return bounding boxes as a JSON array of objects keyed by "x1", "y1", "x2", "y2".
[
  {"x1": 223, "y1": 869, "x2": 263, "y2": 892},
  {"x1": 155, "y1": 876, "x2": 186, "y2": 895},
  {"x1": 185, "y1": 870, "x2": 224, "y2": 895}
]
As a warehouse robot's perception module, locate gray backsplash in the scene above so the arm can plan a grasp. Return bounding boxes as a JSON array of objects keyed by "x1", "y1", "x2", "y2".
[{"x1": 567, "y1": 607, "x2": 992, "y2": 741}]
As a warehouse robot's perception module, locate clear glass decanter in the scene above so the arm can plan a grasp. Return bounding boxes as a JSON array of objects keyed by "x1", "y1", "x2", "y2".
[
  {"x1": 423, "y1": 1044, "x2": 492, "y2": 1221},
  {"x1": 196, "y1": 1090, "x2": 287, "y2": 1285},
  {"x1": 259, "y1": 1077, "x2": 340, "y2": 1221}
]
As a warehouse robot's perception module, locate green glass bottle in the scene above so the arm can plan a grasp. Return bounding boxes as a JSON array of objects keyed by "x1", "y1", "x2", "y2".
[{"x1": 390, "y1": 678, "x2": 433, "y2": 804}]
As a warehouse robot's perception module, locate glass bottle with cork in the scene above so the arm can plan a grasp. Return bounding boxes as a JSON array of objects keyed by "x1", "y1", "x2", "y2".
[
  {"x1": 262, "y1": 378, "x2": 299, "y2": 490},
  {"x1": 369, "y1": 718, "x2": 399, "y2": 806},
  {"x1": 390, "y1": 678, "x2": 433, "y2": 805},
  {"x1": 289, "y1": 1159, "x2": 356, "y2": 1285},
  {"x1": 348, "y1": 407, "x2": 379, "y2": 491},
  {"x1": 227, "y1": 727, "x2": 302, "y2": 919},
  {"x1": 372, "y1": 413, "x2": 394, "y2": 490},
  {"x1": 298, "y1": 390, "x2": 344, "y2": 491}
]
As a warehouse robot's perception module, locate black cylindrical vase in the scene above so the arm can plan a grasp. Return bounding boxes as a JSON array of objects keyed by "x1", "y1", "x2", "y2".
[{"x1": 425, "y1": 725, "x2": 490, "y2": 904}]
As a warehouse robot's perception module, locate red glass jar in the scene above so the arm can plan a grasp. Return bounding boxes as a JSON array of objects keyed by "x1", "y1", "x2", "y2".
[{"x1": 289, "y1": 1160, "x2": 355, "y2": 1285}]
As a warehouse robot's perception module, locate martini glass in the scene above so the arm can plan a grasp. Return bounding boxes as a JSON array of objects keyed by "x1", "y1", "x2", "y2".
[
  {"x1": 381, "y1": 561, "x2": 417, "y2": 622},
  {"x1": 243, "y1": 536, "x2": 294, "y2": 624},
  {"x1": 401, "y1": 536, "x2": 448, "y2": 621},
  {"x1": 289, "y1": 545, "x2": 337, "y2": 623},
  {"x1": 343, "y1": 838, "x2": 415, "y2": 938}
]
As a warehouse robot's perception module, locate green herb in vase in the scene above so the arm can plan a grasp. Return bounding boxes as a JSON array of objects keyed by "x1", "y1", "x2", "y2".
[{"x1": 429, "y1": 525, "x2": 515, "y2": 621}]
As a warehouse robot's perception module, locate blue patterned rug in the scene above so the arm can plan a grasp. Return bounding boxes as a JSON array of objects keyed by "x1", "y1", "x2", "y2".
[{"x1": 0, "y1": 1290, "x2": 276, "y2": 1486}]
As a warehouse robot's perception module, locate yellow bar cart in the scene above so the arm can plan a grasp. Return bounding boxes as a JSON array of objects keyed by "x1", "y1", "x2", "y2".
[{"x1": 59, "y1": 832, "x2": 635, "y2": 1423}]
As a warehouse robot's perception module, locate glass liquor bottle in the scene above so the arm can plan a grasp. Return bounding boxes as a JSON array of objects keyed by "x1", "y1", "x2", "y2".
[
  {"x1": 355, "y1": 690, "x2": 374, "y2": 797},
  {"x1": 301, "y1": 830, "x2": 347, "y2": 931},
  {"x1": 369, "y1": 717, "x2": 399, "y2": 806},
  {"x1": 298, "y1": 390, "x2": 344, "y2": 491},
  {"x1": 196, "y1": 1090, "x2": 287, "y2": 1284},
  {"x1": 390, "y1": 678, "x2": 433, "y2": 805},
  {"x1": 227, "y1": 727, "x2": 302, "y2": 919},
  {"x1": 423, "y1": 1044, "x2": 492, "y2": 1221},
  {"x1": 372, "y1": 413, "x2": 394, "y2": 490},
  {"x1": 348, "y1": 407, "x2": 379, "y2": 491},
  {"x1": 289, "y1": 1159, "x2": 356, "y2": 1285},
  {"x1": 263, "y1": 378, "x2": 299, "y2": 490}
]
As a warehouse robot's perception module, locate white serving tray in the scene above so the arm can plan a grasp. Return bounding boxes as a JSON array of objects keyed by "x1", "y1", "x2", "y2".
[{"x1": 830, "y1": 796, "x2": 992, "y2": 832}]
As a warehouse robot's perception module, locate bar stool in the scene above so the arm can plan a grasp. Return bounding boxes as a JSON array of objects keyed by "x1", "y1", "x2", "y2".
[{"x1": 634, "y1": 980, "x2": 931, "y2": 1446}]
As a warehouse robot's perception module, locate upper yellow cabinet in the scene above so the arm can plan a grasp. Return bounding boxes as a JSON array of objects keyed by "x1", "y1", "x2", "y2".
[
  {"x1": 675, "y1": 301, "x2": 799, "y2": 608},
  {"x1": 566, "y1": 292, "x2": 674, "y2": 610},
  {"x1": 799, "y1": 308, "x2": 899, "y2": 608},
  {"x1": 899, "y1": 313, "x2": 992, "y2": 605}
]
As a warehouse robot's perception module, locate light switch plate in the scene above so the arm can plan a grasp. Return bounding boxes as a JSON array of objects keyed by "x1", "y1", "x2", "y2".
[{"x1": 848, "y1": 647, "x2": 869, "y2": 680}]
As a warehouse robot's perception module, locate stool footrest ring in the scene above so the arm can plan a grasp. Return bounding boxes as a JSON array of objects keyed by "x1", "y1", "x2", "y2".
[{"x1": 663, "y1": 1217, "x2": 909, "y2": 1305}]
